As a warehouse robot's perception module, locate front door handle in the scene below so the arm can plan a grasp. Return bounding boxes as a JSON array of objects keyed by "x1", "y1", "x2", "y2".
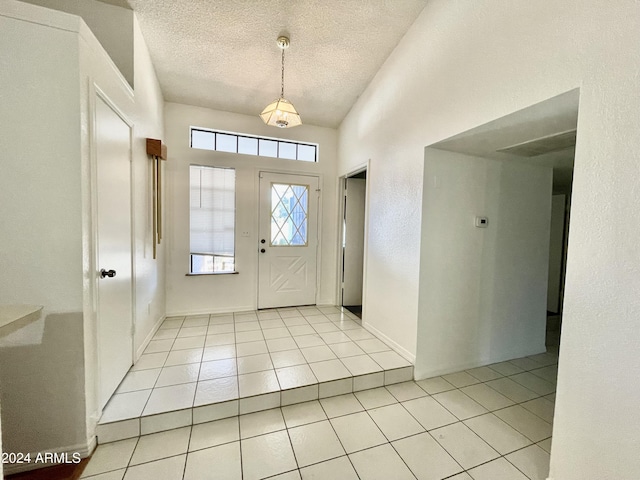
[
  {"x1": 260, "y1": 249, "x2": 266, "y2": 253},
  {"x1": 100, "y1": 269, "x2": 116, "y2": 278}
]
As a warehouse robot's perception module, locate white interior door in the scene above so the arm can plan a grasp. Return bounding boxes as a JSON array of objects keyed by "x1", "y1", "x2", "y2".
[
  {"x1": 258, "y1": 172, "x2": 319, "y2": 309},
  {"x1": 95, "y1": 95, "x2": 133, "y2": 409},
  {"x1": 343, "y1": 177, "x2": 366, "y2": 306}
]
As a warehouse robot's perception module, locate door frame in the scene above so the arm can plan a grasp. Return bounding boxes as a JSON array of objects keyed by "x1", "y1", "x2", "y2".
[
  {"x1": 89, "y1": 82, "x2": 136, "y2": 409},
  {"x1": 256, "y1": 169, "x2": 323, "y2": 309},
  {"x1": 336, "y1": 161, "x2": 370, "y2": 318}
]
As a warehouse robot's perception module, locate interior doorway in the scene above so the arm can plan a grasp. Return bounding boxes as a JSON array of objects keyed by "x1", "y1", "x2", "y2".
[
  {"x1": 546, "y1": 174, "x2": 573, "y2": 349},
  {"x1": 423, "y1": 89, "x2": 579, "y2": 360},
  {"x1": 340, "y1": 169, "x2": 367, "y2": 318},
  {"x1": 417, "y1": 90, "x2": 579, "y2": 479}
]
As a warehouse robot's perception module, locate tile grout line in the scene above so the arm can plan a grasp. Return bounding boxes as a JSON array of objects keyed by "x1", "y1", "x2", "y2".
[
  {"x1": 99, "y1": 357, "x2": 554, "y2": 441},
  {"x1": 381, "y1": 380, "x2": 553, "y2": 469},
  {"x1": 180, "y1": 419, "x2": 195, "y2": 480},
  {"x1": 123, "y1": 372, "x2": 554, "y2": 454},
  {"x1": 101, "y1": 308, "x2": 556, "y2": 478},
  {"x1": 417, "y1": 377, "x2": 555, "y2": 442},
  {"x1": 232, "y1": 313, "x2": 243, "y2": 415},
  {"x1": 186, "y1": 313, "x2": 215, "y2": 413},
  {"x1": 381, "y1": 385, "x2": 483, "y2": 478},
  {"x1": 356, "y1": 391, "x2": 423, "y2": 480},
  {"x1": 137, "y1": 316, "x2": 183, "y2": 419},
  {"x1": 97, "y1": 370, "x2": 555, "y2": 476},
  {"x1": 236, "y1": 413, "x2": 244, "y2": 480},
  {"x1": 316, "y1": 393, "x2": 364, "y2": 480},
  {"x1": 409, "y1": 378, "x2": 553, "y2": 477},
  {"x1": 264, "y1": 308, "x2": 303, "y2": 401},
  {"x1": 459, "y1": 440, "x2": 546, "y2": 479}
]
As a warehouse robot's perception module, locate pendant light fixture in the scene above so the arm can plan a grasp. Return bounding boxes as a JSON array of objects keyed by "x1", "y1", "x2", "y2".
[{"x1": 260, "y1": 35, "x2": 302, "y2": 128}]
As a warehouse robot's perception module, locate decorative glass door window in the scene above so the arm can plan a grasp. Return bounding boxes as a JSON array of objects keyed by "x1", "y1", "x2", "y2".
[{"x1": 271, "y1": 183, "x2": 309, "y2": 246}]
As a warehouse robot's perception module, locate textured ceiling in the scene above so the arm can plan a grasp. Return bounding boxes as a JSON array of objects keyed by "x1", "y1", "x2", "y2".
[{"x1": 124, "y1": 0, "x2": 428, "y2": 128}]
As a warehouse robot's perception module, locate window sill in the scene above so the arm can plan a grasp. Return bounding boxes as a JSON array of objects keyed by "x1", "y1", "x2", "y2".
[{"x1": 186, "y1": 271, "x2": 239, "y2": 276}]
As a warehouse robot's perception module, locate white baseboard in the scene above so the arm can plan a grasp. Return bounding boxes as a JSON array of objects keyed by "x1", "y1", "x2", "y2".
[
  {"x1": 136, "y1": 314, "x2": 166, "y2": 360},
  {"x1": 166, "y1": 305, "x2": 256, "y2": 317},
  {"x1": 86, "y1": 434, "x2": 97, "y2": 457},
  {"x1": 2, "y1": 437, "x2": 96, "y2": 475},
  {"x1": 415, "y1": 360, "x2": 492, "y2": 380},
  {"x1": 363, "y1": 322, "x2": 416, "y2": 364},
  {"x1": 167, "y1": 303, "x2": 346, "y2": 317},
  {"x1": 413, "y1": 346, "x2": 549, "y2": 380}
]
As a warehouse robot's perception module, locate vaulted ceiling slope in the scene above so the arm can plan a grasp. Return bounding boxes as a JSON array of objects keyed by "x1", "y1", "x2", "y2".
[{"x1": 114, "y1": 0, "x2": 428, "y2": 128}]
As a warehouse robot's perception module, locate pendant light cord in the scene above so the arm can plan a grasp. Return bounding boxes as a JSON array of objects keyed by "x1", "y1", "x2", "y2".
[{"x1": 281, "y1": 47, "x2": 285, "y2": 98}]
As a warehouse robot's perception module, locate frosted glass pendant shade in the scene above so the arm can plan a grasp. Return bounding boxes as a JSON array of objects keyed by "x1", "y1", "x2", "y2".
[{"x1": 260, "y1": 97, "x2": 302, "y2": 128}]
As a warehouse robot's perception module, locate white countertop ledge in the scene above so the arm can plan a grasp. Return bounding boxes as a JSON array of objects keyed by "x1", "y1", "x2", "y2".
[{"x1": 0, "y1": 305, "x2": 43, "y2": 337}]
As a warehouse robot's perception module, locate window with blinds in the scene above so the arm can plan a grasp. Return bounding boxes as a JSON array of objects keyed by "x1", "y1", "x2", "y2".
[{"x1": 189, "y1": 165, "x2": 236, "y2": 274}]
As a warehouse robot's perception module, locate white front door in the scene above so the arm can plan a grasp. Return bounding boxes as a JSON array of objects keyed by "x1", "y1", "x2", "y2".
[
  {"x1": 95, "y1": 94, "x2": 134, "y2": 409},
  {"x1": 258, "y1": 172, "x2": 319, "y2": 309}
]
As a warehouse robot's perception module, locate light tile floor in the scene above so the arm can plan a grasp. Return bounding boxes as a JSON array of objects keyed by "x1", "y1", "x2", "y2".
[
  {"x1": 99, "y1": 306, "x2": 413, "y2": 439},
  {"x1": 85, "y1": 345, "x2": 557, "y2": 480}
]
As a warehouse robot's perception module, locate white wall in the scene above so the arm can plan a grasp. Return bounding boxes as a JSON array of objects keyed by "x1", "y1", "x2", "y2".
[
  {"x1": 0, "y1": 3, "x2": 87, "y2": 462},
  {"x1": 130, "y1": 17, "x2": 166, "y2": 358},
  {"x1": 165, "y1": 103, "x2": 339, "y2": 315},
  {"x1": 0, "y1": 406, "x2": 3, "y2": 479},
  {"x1": 338, "y1": 141, "x2": 423, "y2": 360},
  {"x1": 19, "y1": 0, "x2": 134, "y2": 87},
  {"x1": 0, "y1": 1, "x2": 165, "y2": 470},
  {"x1": 0, "y1": 4, "x2": 83, "y2": 312},
  {"x1": 78, "y1": 9, "x2": 166, "y2": 448},
  {"x1": 338, "y1": 1, "x2": 640, "y2": 478},
  {"x1": 416, "y1": 149, "x2": 551, "y2": 378}
]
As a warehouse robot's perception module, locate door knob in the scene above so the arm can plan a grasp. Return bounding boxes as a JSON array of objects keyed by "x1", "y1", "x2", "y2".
[
  {"x1": 260, "y1": 248, "x2": 266, "y2": 253},
  {"x1": 100, "y1": 269, "x2": 116, "y2": 278},
  {"x1": 260, "y1": 239, "x2": 266, "y2": 244}
]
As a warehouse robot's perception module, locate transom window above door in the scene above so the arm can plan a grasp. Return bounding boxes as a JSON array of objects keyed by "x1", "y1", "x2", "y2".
[{"x1": 190, "y1": 127, "x2": 318, "y2": 162}]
